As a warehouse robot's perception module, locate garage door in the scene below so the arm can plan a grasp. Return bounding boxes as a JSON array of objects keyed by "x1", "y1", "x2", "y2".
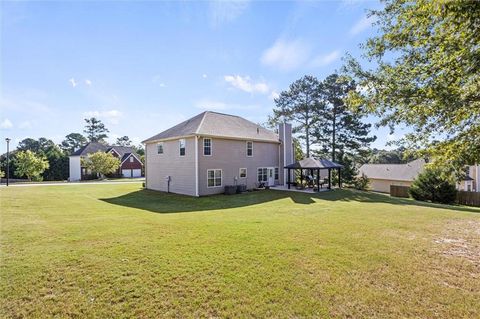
[
  {"x1": 122, "y1": 169, "x2": 142, "y2": 178},
  {"x1": 132, "y1": 169, "x2": 141, "y2": 177}
]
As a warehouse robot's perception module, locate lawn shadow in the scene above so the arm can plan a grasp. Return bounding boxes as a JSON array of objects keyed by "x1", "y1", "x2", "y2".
[
  {"x1": 319, "y1": 189, "x2": 480, "y2": 214},
  {"x1": 100, "y1": 188, "x2": 317, "y2": 214},
  {"x1": 100, "y1": 188, "x2": 480, "y2": 215}
]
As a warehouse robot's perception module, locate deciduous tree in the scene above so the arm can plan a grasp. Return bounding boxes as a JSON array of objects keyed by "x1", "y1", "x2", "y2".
[
  {"x1": 345, "y1": 0, "x2": 480, "y2": 171},
  {"x1": 82, "y1": 151, "x2": 120, "y2": 179},
  {"x1": 14, "y1": 150, "x2": 49, "y2": 181},
  {"x1": 61, "y1": 133, "x2": 87, "y2": 154}
]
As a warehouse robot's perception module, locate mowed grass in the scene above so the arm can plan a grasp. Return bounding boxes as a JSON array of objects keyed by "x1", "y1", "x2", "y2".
[{"x1": 1, "y1": 184, "x2": 479, "y2": 318}]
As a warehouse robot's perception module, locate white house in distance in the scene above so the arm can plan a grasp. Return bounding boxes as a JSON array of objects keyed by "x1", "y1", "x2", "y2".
[
  {"x1": 359, "y1": 159, "x2": 480, "y2": 193},
  {"x1": 458, "y1": 165, "x2": 480, "y2": 192},
  {"x1": 142, "y1": 111, "x2": 294, "y2": 197},
  {"x1": 69, "y1": 142, "x2": 143, "y2": 181},
  {"x1": 358, "y1": 159, "x2": 426, "y2": 193}
]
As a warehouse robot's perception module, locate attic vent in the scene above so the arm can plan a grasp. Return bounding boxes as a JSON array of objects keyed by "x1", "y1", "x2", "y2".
[{"x1": 257, "y1": 127, "x2": 259, "y2": 134}]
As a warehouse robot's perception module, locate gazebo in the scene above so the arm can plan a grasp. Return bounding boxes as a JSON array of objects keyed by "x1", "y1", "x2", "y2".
[{"x1": 284, "y1": 157, "x2": 343, "y2": 191}]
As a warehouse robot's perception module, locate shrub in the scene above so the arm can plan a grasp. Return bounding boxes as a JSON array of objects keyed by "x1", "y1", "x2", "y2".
[
  {"x1": 353, "y1": 173, "x2": 370, "y2": 191},
  {"x1": 409, "y1": 168, "x2": 457, "y2": 204}
]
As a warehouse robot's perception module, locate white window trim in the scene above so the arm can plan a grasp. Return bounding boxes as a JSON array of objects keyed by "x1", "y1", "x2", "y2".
[
  {"x1": 203, "y1": 138, "x2": 212, "y2": 156},
  {"x1": 157, "y1": 142, "x2": 164, "y2": 155},
  {"x1": 207, "y1": 169, "x2": 223, "y2": 188},
  {"x1": 179, "y1": 139, "x2": 186, "y2": 157},
  {"x1": 130, "y1": 156, "x2": 134, "y2": 163},
  {"x1": 246, "y1": 141, "x2": 253, "y2": 157},
  {"x1": 274, "y1": 167, "x2": 279, "y2": 180},
  {"x1": 239, "y1": 168, "x2": 247, "y2": 178},
  {"x1": 257, "y1": 167, "x2": 268, "y2": 182}
]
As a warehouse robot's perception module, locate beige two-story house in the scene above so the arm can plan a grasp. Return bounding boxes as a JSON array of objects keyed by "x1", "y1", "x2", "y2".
[{"x1": 142, "y1": 111, "x2": 294, "y2": 196}]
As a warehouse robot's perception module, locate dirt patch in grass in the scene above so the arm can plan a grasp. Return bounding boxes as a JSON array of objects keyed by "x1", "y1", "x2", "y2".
[{"x1": 435, "y1": 220, "x2": 480, "y2": 266}]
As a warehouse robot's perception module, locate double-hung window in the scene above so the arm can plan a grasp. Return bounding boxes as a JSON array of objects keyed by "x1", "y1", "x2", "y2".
[
  {"x1": 179, "y1": 139, "x2": 186, "y2": 156},
  {"x1": 257, "y1": 168, "x2": 268, "y2": 182},
  {"x1": 274, "y1": 167, "x2": 279, "y2": 180},
  {"x1": 239, "y1": 168, "x2": 247, "y2": 178},
  {"x1": 157, "y1": 142, "x2": 164, "y2": 154},
  {"x1": 246, "y1": 141, "x2": 253, "y2": 157},
  {"x1": 203, "y1": 138, "x2": 212, "y2": 156},
  {"x1": 207, "y1": 169, "x2": 222, "y2": 187}
]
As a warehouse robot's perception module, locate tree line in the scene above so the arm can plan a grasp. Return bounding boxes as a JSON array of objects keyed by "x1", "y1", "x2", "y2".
[
  {"x1": 270, "y1": 0, "x2": 479, "y2": 185},
  {"x1": 0, "y1": 118, "x2": 144, "y2": 181},
  {"x1": 269, "y1": 73, "x2": 376, "y2": 183}
]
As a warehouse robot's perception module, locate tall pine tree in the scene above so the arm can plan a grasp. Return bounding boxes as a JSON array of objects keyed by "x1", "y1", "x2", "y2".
[
  {"x1": 314, "y1": 74, "x2": 376, "y2": 162},
  {"x1": 84, "y1": 118, "x2": 109, "y2": 142},
  {"x1": 269, "y1": 75, "x2": 322, "y2": 157}
]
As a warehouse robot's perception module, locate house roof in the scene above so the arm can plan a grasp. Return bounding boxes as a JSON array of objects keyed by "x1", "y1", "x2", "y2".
[
  {"x1": 108, "y1": 146, "x2": 136, "y2": 158},
  {"x1": 71, "y1": 142, "x2": 110, "y2": 156},
  {"x1": 284, "y1": 157, "x2": 343, "y2": 169},
  {"x1": 142, "y1": 111, "x2": 279, "y2": 143},
  {"x1": 358, "y1": 158, "x2": 426, "y2": 182}
]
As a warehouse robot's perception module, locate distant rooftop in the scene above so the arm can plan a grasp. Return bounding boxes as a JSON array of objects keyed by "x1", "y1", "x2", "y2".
[
  {"x1": 143, "y1": 111, "x2": 279, "y2": 143},
  {"x1": 359, "y1": 158, "x2": 426, "y2": 181}
]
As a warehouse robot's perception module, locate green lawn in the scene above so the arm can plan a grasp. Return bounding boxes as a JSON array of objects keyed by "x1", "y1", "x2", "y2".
[{"x1": 1, "y1": 184, "x2": 479, "y2": 318}]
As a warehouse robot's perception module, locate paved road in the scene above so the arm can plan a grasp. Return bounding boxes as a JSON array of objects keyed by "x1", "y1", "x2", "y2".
[{"x1": 0, "y1": 181, "x2": 143, "y2": 187}]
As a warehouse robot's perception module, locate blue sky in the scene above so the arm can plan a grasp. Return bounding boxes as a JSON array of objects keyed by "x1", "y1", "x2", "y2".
[{"x1": 0, "y1": 0, "x2": 404, "y2": 153}]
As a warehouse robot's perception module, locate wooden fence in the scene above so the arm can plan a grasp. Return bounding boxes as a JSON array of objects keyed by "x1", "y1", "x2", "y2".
[
  {"x1": 389, "y1": 185, "x2": 480, "y2": 207},
  {"x1": 457, "y1": 191, "x2": 480, "y2": 207},
  {"x1": 390, "y1": 185, "x2": 410, "y2": 198}
]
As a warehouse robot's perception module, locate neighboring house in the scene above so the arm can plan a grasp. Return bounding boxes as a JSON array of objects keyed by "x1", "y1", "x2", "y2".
[
  {"x1": 358, "y1": 158, "x2": 426, "y2": 193},
  {"x1": 142, "y1": 111, "x2": 294, "y2": 196},
  {"x1": 457, "y1": 165, "x2": 480, "y2": 192},
  {"x1": 69, "y1": 142, "x2": 143, "y2": 181}
]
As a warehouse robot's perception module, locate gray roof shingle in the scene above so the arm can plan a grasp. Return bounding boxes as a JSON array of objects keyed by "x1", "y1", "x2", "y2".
[
  {"x1": 71, "y1": 142, "x2": 110, "y2": 156},
  {"x1": 358, "y1": 158, "x2": 426, "y2": 181},
  {"x1": 284, "y1": 157, "x2": 343, "y2": 169},
  {"x1": 143, "y1": 111, "x2": 279, "y2": 143}
]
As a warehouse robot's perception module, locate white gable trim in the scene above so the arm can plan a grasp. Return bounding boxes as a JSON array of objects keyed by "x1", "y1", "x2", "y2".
[
  {"x1": 108, "y1": 148, "x2": 122, "y2": 157},
  {"x1": 120, "y1": 153, "x2": 143, "y2": 166}
]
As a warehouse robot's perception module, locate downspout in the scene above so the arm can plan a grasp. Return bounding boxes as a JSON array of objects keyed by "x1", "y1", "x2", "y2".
[
  {"x1": 195, "y1": 136, "x2": 199, "y2": 197},
  {"x1": 282, "y1": 121, "x2": 284, "y2": 186},
  {"x1": 144, "y1": 143, "x2": 147, "y2": 188}
]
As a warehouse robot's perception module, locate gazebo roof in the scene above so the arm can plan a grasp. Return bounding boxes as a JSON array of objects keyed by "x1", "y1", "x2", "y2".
[{"x1": 284, "y1": 157, "x2": 343, "y2": 169}]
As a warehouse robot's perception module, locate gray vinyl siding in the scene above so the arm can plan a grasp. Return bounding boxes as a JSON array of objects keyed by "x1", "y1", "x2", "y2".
[
  {"x1": 198, "y1": 137, "x2": 280, "y2": 196},
  {"x1": 145, "y1": 137, "x2": 196, "y2": 196}
]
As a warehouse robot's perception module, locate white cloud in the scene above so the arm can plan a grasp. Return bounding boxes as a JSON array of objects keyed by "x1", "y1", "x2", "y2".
[
  {"x1": 202, "y1": 74, "x2": 208, "y2": 79},
  {"x1": 69, "y1": 78, "x2": 78, "y2": 87},
  {"x1": 0, "y1": 118, "x2": 13, "y2": 129},
  {"x1": 83, "y1": 109, "x2": 123, "y2": 125},
  {"x1": 261, "y1": 39, "x2": 310, "y2": 71},
  {"x1": 85, "y1": 79, "x2": 92, "y2": 86},
  {"x1": 224, "y1": 75, "x2": 269, "y2": 94},
  {"x1": 350, "y1": 15, "x2": 375, "y2": 36},
  {"x1": 209, "y1": 0, "x2": 249, "y2": 27},
  {"x1": 310, "y1": 50, "x2": 341, "y2": 67}
]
